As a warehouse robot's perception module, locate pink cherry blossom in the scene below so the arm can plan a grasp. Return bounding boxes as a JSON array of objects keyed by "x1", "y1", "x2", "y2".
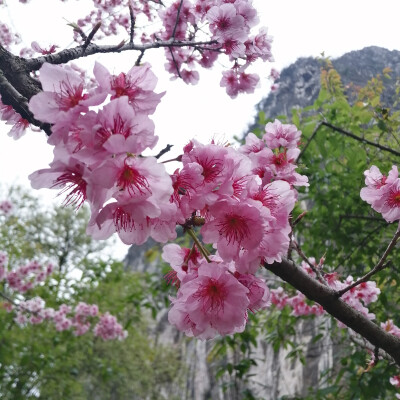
[
  {"x1": 94, "y1": 312, "x2": 127, "y2": 340},
  {"x1": 201, "y1": 199, "x2": 265, "y2": 262},
  {"x1": 168, "y1": 261, "x2": 249, "y2": 338},
  {"x1": 264, "y1": 119, "x2": 302, "y2": 149},
  {"x1": 94, "y1": 62, "x2": 165, "y2": 115},
  {"x1": 361, "y1": 165, "x2": 400, "y2": 223},
  {"x1": 29, "y1": 63, "x2": 106, "y2": 124}
]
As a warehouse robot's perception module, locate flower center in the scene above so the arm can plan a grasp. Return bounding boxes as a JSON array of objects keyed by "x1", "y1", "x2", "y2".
[
  {"x1": 196, "y1": 278, "x2": 227, "y2": 313},
  {"x1": 56, "y1": 80, "x2": 87, "y2": 111},
  {"x1": 110, "y1": 73, "x2": 138, "y2": 101},
  {"x1": 97, "y1": 115, "x2": 132, "y2": 145},
  {"x1": 113, "y1": 207, "x2": 134, "y2": 232},
  {"x1": 53, "y1": 171, "x2": 87, "y2": 209},
  {"x1": 272, "y1": 151, "x2": 287, "y2": 167},
  {"x1": 388, "y1": 190, "x2": 400, "y2": 207},
  {"x1": 117, "y1": 164, "x2": 150, "y2": 196},
  {"x1": 197, "y1": 156, "x2": 223, "y2": 183},
  {"x1": 218, "y1": 213, "x2": 250, "y2": 243}
]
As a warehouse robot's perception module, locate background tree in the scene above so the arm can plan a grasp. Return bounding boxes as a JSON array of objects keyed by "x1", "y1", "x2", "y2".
[{"x1": 0, "y1": 186, "x2": 184, "y2": 399}]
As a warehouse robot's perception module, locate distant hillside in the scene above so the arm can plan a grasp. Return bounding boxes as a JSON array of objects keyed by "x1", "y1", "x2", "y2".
[{"x1": 250, "y1": 46, "x2": 400, "y2": 129}]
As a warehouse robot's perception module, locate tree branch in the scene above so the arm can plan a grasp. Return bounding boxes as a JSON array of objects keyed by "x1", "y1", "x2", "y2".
[
  {"x1": 154, "y1": 144, "x2": 173, "y2": 159},
  {"x1": 297, "y1": 121, "x2": 400, "y2": 162},
  {"x1": 264, "y1": 259, "x2": 400, "y2": 366},
  {"x1": 128, "y1": 2, "x2": 135, "y2": 44},
  {"x1": 171, "y1": 0, "x2": 184, "y2": 40},
  {"x1": 0, "y1": 69, "x2": 52, "y2": 135},
  {"x1": 337, "y1": 226, "x2": 400, "y2": 297},
  {"x1": 25, "y1": 39, "x2": 219, "y2": 71}
]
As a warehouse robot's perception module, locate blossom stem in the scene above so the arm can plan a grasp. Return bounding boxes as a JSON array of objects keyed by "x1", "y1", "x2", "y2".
[
  {"x1": 337, "y1": 226, "x2": 400, "y2": 297},
  {"x1": 293, "y1": 240, "x2": 328, "y2": 285},
  {"x1": 186, "y1": 228, "x2": 211, "y2": 262}
]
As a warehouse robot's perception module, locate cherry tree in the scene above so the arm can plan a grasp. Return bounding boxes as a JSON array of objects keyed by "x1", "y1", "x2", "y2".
[{"x1": 1, "y1": 0, "x2": 400, "y2": 393}]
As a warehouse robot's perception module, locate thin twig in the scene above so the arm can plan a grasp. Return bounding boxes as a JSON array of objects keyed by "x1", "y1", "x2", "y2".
[
  {"x1": 322, "y1": 121, "x2": 400, "y2": 157},
  {"x1": 171, "y1": 0, "x2": 184, "y2": 40},
  {"x1": 135, "y1": 50, "x2": 145, "y2": 66},
  {"x1": 128, "y1": 2, "x2": 135, "y2": 44},
  {"x1": 293, "y1": 240, "x2": 328, "y2": 285},
  {"x1": 338, "y1": 214, "x2": 387, "y2": 225},
  {"x1": 82, "y1": 22, "x2": 101, "y2": 52},
  {"x1": 296, "y1": 122, "x2": 322, "y2": 162},
  {"x1": 154, "y1": 144, "x2": 173, "y2": 159},
  {"x1": 293, "y1": 211, "x2": 307, "y2": 226},
  {"x1": 71, "y1": 25, "x2": 88, "y2": 42},
  {"x1": 296, "y1": 121, "x2": 400, "y2": 162},
  {"x1": 169, "y1": 47, "x2": 182, "y2": 78},
  {"x1": 340, "y1": 223, "x2": 388, "y2": 267},
  {"x1": 337, "y1": 227, "x2": 400, "y2": 297},
  {"x1": 0, "y1": 291, "x2": 17, "y2": 306},
  {"x1": 186, "y1": 228, "x2": 211, "y2": 262}
]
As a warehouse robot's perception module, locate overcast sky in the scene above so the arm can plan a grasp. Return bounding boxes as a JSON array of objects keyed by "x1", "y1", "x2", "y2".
[{"x1": 1, "y1": 0, "x2": 400, "y2": 194}]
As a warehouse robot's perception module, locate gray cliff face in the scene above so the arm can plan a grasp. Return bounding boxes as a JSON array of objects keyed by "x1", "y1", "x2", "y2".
[
  {"x1": 254, "y1": 46, "x2": 400, "y2": 123},
  {"x1": 124, "y1": 46, "x2": 400, "y2": 400}
]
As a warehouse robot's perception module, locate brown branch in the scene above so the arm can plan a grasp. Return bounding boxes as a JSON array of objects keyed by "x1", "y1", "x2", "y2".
[
  {"x1": 338, "y1": 214, "x2": 387, "y2": 225},
  {"x1": 264, "y1": 259, "x2": 400, "y2": 366},
  {"x1": 154, "y1": 144, "x2": 173, "y2": 159},
  {"x1": 25, "y1": 39, "x2": 219, "y2": 71},
  {"x1": 337, "y1": 227, "x2": 400, "y2": 297},
  {"x1": 171, "y1": 0, "x2": 184, "y2": 40},
  {"x1": 0, "y1": 69, "x2": 52, "y2": 135},
  {"x1": 82, "y1": 21, "x2": 102, "y2": 52},
  {"x1": 169, "y1": 47, "x2": 182, "y2": 78},
  {"x1": 297, "y1": 121, "x2": 400, "y2": 162},
  {"x1": 292, "y1": 240, "x2": 328, "y2": 285},
  {"x1": 293, "y1": 211, "x2": 307, "y2": 226},
  {"x1": 296, "y1": 122, "x2": 322, "y2": 162},
  {"x1": 128, "y1": 3, "x2": 135, "y2": 44},
  {"x1": 135, "y1": 50, "x2": 145, "y2": 66},
  {"x1": 0, "y1": 290, "x2": 17, "y2": 307},
  {"x1": 340, "y1": 222, "x2": 388, "y2": 266}
]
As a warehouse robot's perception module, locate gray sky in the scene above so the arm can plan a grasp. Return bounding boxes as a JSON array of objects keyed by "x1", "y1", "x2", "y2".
[{"x1": 1, "y1": 0, "x2": 400, "y2": 190}]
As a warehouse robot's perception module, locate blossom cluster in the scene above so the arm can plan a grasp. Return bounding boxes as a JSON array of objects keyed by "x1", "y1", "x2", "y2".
[
  {"x1": 0, "y1": 199, "x2": 13, "y2": 215},
  {"x1": 0, "y1": 255, "x2": 54, "y2": 293},
  {"x1": 0, "y1": 96, "x2": 30, "y2": 140},
  {"x1": 14, "y1": 0, "x2": 273, "y2": 98},
  {"x1": 25, "y1": 62, "x2": 307, "y2": 337},
  {"x1": 13, "y1": 298, "x2": 127, "y2": 340},
  {"x1": 0, "y1": 21, "x2": 21, "y2": 50},
  {"x1": 360, "y1": 165, "x2": 400, "y2": 223},
  {"x1": 0, "y1": 251, "x2": 127, "y2": 340},
  {"x1": 159, "y1": 0, "x2": 273, "y2": 96},
  {"x1": 390, "y1": 375, "x2": 400, "y2": 399},
  {"x1": 163, "y1": 246, "x2": 270, "y2": 339},
  {"x1": 160, "y1": 121, "x2": 307, "y2": 337},
  {"x1": 270, "y1": 259, "x2": 381, "y2": 323}
]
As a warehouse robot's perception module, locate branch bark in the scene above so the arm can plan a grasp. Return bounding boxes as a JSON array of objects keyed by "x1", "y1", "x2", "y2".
[
  {"x1": 25, "y1": 39, "x2": 219, "y2": 72},
  {"x1": 265, "y1": 259, "x2": 400, "y2": 367},
  {"x1": 297, "y1": 121, "x2": 400, "y2": 162}
]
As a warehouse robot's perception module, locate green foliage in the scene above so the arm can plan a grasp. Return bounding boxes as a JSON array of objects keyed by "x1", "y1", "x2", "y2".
[
  {"x1": 0, "y1": 186, "x2": 184, "y2": 399},
  {"x1": 243, "y1": 59, "x2": 400, "y2": 398}
]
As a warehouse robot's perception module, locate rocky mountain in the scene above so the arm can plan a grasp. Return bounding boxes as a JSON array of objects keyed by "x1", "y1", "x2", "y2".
[
  {"x1": 252, "y1": 46, "x2": 400, "y2": 125},
  {"x1": 124, "y1": 46, "x2": 400, "y2": 400}
]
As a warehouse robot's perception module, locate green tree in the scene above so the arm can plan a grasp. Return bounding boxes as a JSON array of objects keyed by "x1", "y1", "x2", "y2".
[
  {"x1": 239, "y1": 60, "x2": 400, "y2": 398},
  {"x1": 0, "y1": 186, "x2": 184, "y2": 399}
]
